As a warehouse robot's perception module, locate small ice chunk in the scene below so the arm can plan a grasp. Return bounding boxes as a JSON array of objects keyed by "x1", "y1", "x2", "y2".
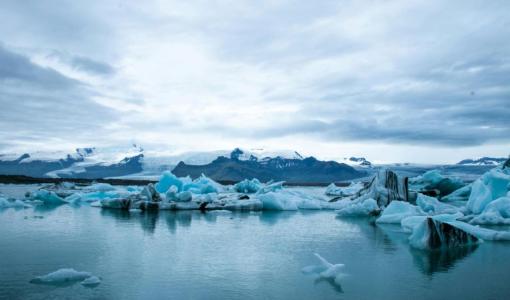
[
  {"x1": 302, "y1": 253, "x2": 345, "y2": 285},
  {"x1": 86, "y1": 183, "x2": 115, "y2": 192},
  {"x1": 30, "y1": 268, "x2": 92, "y2": 284},
  {"x1": 32, "y1": 190, "x2": 68, "y2": 205},
  {"x1": 81, "y1": 276, "x2": 101, "y2": 286},
  {"x1": 208, "y1": 209, "x2": 233, "y2": 215}
]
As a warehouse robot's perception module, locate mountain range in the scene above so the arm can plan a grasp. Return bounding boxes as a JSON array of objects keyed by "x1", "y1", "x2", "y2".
[
  {"x1": 0, "y1": 145, "x2": 507, "y2": 183},
  {"x1": 172, "y1": 149, "x2": 366, "y2": 183}
]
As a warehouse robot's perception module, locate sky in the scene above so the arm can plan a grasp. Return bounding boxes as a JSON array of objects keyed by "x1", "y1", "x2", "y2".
[{"x1": 0, "y1": 0, "x2": 509, "y2": 163}]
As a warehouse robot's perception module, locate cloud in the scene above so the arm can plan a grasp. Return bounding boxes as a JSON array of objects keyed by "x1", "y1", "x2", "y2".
[
  {"x1": 0, "y1": 0, "x2": 509, "y2": 162},
  {"x1": 0, "y1": 44, "x2": 119, "y2": 150}
]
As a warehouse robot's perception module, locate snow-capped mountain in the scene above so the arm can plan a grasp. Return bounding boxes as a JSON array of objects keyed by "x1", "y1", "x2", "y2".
[
  {"x1": 0, "y1": 145, "x2": 144, "y2": 179},
  {"x1": 341, "y1": 157, "x2": 372, "y2": 168},
  {"x1": 0, "y1": 146, "x2": 307, "y2": 179},
  {"x1": 172, "y1": 151, "x2": 366, "y2": 183},
  {"x1": 457, "y1": 157, "x2": 508, "y2": 166}
]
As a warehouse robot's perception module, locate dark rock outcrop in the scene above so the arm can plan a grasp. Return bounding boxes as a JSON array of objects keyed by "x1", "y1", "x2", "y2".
[{"x1": 426, "y1": 218, "x2": 479, "y2": 249}]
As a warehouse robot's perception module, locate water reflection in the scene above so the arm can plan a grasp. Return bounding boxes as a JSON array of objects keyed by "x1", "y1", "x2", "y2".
[
  {"x1": 314, "y1": 277, "x2": 344, "y2": 293},
  {"x1": 165, "y1": 211, "x2": 193, "y2": 233},
  {"x1": 410, "y1": 245, "x2": 478, "y2": 276},
  {"x1": 376, "y1": 223, "x2": 479, "y2": 276}
]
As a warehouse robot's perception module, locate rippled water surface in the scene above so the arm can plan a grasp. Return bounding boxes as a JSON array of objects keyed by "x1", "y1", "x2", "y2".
[{"x1": 1, "y1": 187, "x2": 510, "y2": 299}]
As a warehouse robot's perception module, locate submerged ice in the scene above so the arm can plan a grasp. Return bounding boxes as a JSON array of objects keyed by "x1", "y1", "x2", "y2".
[{"x1": 30, "y1": 268, "x2": 100, "y2": 286}]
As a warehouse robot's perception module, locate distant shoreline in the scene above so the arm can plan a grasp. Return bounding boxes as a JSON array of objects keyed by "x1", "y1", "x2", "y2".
[{"x1": 0, "y1": 174, "x2": 352, "y2": 187}]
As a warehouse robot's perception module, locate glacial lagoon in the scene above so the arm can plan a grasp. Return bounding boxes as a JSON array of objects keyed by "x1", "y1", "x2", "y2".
[{"x1": 1, "y1": 187, "x2": 510, "y2": 300}]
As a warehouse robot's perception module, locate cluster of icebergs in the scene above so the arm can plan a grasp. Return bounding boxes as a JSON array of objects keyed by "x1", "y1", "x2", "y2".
[
  {"x1": 4, "y1": 158, "x2": 510, "y2": 252},
  {"x1": 333, "y1": 160, "x2": 510, "y2": 250}
]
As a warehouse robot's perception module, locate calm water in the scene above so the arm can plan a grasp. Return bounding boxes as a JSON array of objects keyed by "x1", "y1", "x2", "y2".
[{"x1": 1, "y1": 193, "x2": 510, "y2": 299}]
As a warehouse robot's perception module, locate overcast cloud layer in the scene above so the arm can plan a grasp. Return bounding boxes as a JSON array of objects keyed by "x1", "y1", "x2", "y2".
[{"x1": 0, "y1": 0, "x2": 509, "y2": 163}]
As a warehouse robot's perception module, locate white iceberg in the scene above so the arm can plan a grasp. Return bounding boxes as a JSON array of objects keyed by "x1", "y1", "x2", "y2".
[
  {"x1": 376, "y1": 201, "x2": 424, "y2": 224},
  {"x1": 302, "y1": 253, "x2": 345, "y2": 285},
  {"x1": 416, "y1": 193, "x2": 460, "y2": 215},
  {"x1": 470, "y1": 197, "x2": 510, "y2": 225},
  {"x1": 325, "y1": 182, "x2": 364, "y2": 197},
  {"x1": 336, "y1": 198, "x2": 378, "y2": 217},
  {"x1": 467, "y1": 168, "x2": 510, "y2": 214}
]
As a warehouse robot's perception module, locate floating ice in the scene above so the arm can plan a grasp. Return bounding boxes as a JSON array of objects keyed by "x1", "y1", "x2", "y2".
[
  {"x1": 155, "y1": 171, "x2": 186, "y2": 193},
  {"x1": 326, "y1": 182, "x2": 364, "y2": 197},
  {"x1": 401, "y1": 213, "x2": 464, "y2": 233},
  {"x1": 256, "y1": 190, "x2": 323, "y2": 211},
  {"x1": 30, "y1": 268, "x2": 93, "y2": 284},
  {"x1": 410, "y1": 170, "x2": 465, "y2": 197},
  {"x1": 336, "y1": 198, "x2": 378, "y2": 217},
  {"x1": 81, "y1": 276, "x2": 101, "y2": 286},
  {"x1": 302, "y1": 253, "x2": 345, "y2": 286},
  {"x1": 184, "y1": 174, "x2": 221, "y2": 194},
  {"x1": 234, "y1": 179, "x2": 262, "y2": 193},
  {"x1": 408, "y1": 217, "x2": 479, "y2": 250},
  {"x1": 31, "y1": 190, "x2": 68, "y2": 205},
  {"x1": 85, "y1": 183, "x2": 115, "y2": 192},
  {"x1": 155, "y1": 171, "x2": 220, "y2": 195},
  {"x1": 352, "y1": 169, "x2": 409, "y2": 208},
  {"x1": 233, "y1": 179, "x2": 284, "y2": 194},
  {"x1": 416, "y1": 193, "x2": 460, "y2": 215},
  {"x1": 442, "y1": 184, "x2": 472, "y2": 202},
  {"x1": 0, "y1": 197, "x2": 30, "y2": 209},
  {"x1": 467, "y1": 168, "x2": 510, "y2": 214},
  {"x1": 376, "y1": 201, "x2": 424, "y2": 224},
  {"x1": 257, "y1": 192, "x2": 299, "y2": 210},
  {"x1": 470, "y1": 197, "x2": 510, "y2": 225}
]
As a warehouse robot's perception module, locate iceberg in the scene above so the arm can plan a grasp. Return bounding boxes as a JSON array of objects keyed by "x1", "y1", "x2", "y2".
[
  {"x1": 30, "y1": 268, "x2": 93, "y2": 284},
  {"x1": 233, "y1": 179, "x2": 284, "y2": 194},
  {"x1": 0, "y1": 197, "x2": 30, "y2": 209},
  {"x1": 85, "y1": 183, "x2": 116, "y2": 192},
  {"x1": 409, "y1": 217, "x2": 479, "y2": 250},
  {"x1": 352, "y1": 169, "x2": 409, "y2": 208},
  {"x1": 141, "y1": 183, "x2": 162, "y2": 202},
  {"x1": 335, "y1": 198, "x2": 379, "y2": 217},
  {"x1": 155, "y1": 171, "x2": 185, "y2": 193},
  {"x1": 441, "y1": 184, "x2": 472, "y2": 202},
  {"x1": 81, "y1": 276, "x2": 101, "y2": 286},
  {"x1": 470, "y1": 197, "x2": 510, "y2": 225},
  {"x1": 155, "y1": 171, "x2": 221, "y2": 195},
  {"x1": 302, "y1": 253, "x2": 345, "y2": 286},
  {"x1": 409, "y1": 170, "x2": 465, "y2": 198},
  {"x1": 325, "y1": 182, "x2": 364, "y2": 197},
  {"x1": 31, "y1": 190, "x2": 68, "y2": 205},
  {"x1": 416, "y1": 193, "x2": 460, "y2": 215},
  {"x1": 257, "y1": 192, "x2": 299, "y2": 210},
  {"x1": 401, "y1": 213, "x2": 464, "y2": 233},
  {"x1": 376, "y1": 201, "x2": 424, "y2": 224},
  {"x1": 467, "y1": 168, "x2": 510, "y2": 214}
]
